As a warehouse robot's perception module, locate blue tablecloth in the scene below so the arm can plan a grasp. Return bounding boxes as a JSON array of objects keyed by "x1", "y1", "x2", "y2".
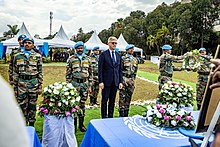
[
  {"x1": 26, "y1": 126, "x2": 42, "y2": 147},
  {"x1": 81, "y1": 115, "x2": 200, "y2": 147}
]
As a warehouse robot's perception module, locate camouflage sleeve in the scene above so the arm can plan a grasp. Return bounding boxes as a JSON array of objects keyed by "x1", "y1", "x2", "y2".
[
  {"x1": 8, "y1": 51, "x2": 14, "y2": 82},
  {"x1": 38, "y1": 55, "x2": 43, "y2": 90},
  {"x1": 88, "y1": 58, "x2": 93, "y2": 87},
  {"x1": 13, "y1": 56, "x2": 19, "y2": 92},
  {"x1": 66, "y1": 58, "x2": 72, "y2": 83}
]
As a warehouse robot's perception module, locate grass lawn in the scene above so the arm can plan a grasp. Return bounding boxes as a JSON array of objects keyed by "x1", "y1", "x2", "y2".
[{"x1": 0, "y1": 60, "x2": 198, "y2": 145}]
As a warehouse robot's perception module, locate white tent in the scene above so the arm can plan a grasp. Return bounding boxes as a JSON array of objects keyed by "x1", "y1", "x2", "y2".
[
  {"x1": 2, "y1": 22, "x2": 45, "y2": 47},
  {"x1": 85, "y1": 30, "x2": 108, "y2": 50},
  {"x1": 48, "y1": 25, "x2": 75, "y2": 48},
  {"x1": 117, "y1": 33, "x2": 143, "y2": 57}
]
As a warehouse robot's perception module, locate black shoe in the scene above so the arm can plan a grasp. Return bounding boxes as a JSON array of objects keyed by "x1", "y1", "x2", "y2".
[
  {"x1": 29, "y1": 122, "x2": 35, "y2": 127},
  {"x1": 79, "y1": 125, "x2": 87, "y2": 132},
  {"x1": 79, "y1": 116, "x2": 87, "y2": 132}
]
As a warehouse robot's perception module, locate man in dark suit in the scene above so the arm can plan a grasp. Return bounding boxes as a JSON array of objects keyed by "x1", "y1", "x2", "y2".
[{"x1": 98, "y1": 36, "x2": 123, "y2": 118}]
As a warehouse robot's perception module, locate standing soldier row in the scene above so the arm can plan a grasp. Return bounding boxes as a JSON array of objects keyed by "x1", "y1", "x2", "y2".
[
  {"x1": 119, "y1": 44, "x2": 138, "y2": 117},
  {"x1": 13, "y1": 37, "x2": 43, "y2": 126},
  {"x1": 66, "y1": 41, "x2": 93, "y2": 132}
]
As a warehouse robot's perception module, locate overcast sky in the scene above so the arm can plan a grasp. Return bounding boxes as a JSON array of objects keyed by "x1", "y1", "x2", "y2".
[{"x1": 0, "y1": 0, "x2": 177, "y2": 38}]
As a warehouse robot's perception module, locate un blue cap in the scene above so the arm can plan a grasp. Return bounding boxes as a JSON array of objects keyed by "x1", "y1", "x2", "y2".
[
  {"x1": 199, "y1": 47, "x2": 206, "y2": 52},
  {"x1": 22, "y1": 37, "x2": 34, "y2": 44},
  {"x1": 18, "y1": 34, "x2": 27, "y2": 41},
  {"x1": 92, "y1": 46, "x2": 99, "y2": 51},
  {"x1": 74, "y1": 41, "x2": 84, "y2": 49},
  {"x1": 161, "y1": 44, "x2": 172, "y2": 50},
  {"x1": 125, "y1": 44, "x2": 135, "y2": 50}
]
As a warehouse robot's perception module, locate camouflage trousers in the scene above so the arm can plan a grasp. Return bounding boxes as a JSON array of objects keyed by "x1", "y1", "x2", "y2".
[
  {"x1": 119, "y1": 77, "x2": 135, "y2": 116},
  {"x1": 196, "y1": 74, "x2": 208, "y2": 110},
  {"x1": 89, "y1": 81, "x2": 99, "y2": 101},
  {"x1": 16, "y1": 78, "x2": 39, "y2": 124},
  {"x1": 71, "y1": 81, "x2": 88, "y2": 116},
  {"x1": 158, "y1": 74, "x2": 172, "y2": 90}
]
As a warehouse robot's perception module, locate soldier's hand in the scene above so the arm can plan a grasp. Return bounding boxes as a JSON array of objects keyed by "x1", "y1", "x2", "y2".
[
  {"x1": 38, "y1": 89, "x2": 42, "y2": 95},
  {"x1": 9, "y1": 81, "x2": 13, "y2": 85},
  {"x1": 88, "y1": 86, "x2": 92, "y2": 94},
  {"x1": 119, "y1": 83, "x2": 123, "y2": 89},
  {"x1": 14, "y1": 91, "x2": 17, "y2": 97},
  {"x1": 99, "y1": 83, "x2": 104, "y2": 90}
]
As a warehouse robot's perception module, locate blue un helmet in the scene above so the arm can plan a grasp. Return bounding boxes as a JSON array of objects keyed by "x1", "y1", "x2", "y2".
[
  {"x1": 125, "y1": 44, "x2": 135, "y2": 51},
  {"x1": 161, "y1": 44, "x2": 172, "y2": 50},
  {"x1": 92, "y1": 46, "x2": 99, "y2": 51},
  {"x1": 17, "y1": 34, "x2": 27, "y2": 41},
  {"x1": 22, "y1": 37, "x2": 34, "y2": 44},
  {"x1": 74, "y1": 41, "x2": 84, "y2": 49},
  {"x1": 198, "y1": 47, "x2": 206, "y2": 53}
]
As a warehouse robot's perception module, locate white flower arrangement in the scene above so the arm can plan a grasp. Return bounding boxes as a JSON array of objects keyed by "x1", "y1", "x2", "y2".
[
  {"x1": 39, "y1": 82, "x2": 80, "y2": 118},
  {"x1": 143, "y1": 104, "x2": 196, "y2": 129},
  {"x1": 157, "y1": 81, "x2": 195, "y2": 108}
]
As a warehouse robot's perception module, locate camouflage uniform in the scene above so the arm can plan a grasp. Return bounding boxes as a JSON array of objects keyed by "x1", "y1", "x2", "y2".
[
  {"x1": 194, "y1": 55, "x2": 212, "y2": 110},
  {"x1": 66, "y1": 54, "x2": 93, "y2": 116},
  {"x1": 13, "y1": 50, "x2": 43, "y2": 125},
  {"x1": 89, "y1": 54, "x2": 99, "y2": 105},
  {"x1": 119, "y1": 54, "x2": 138, "y2": 117},
  {"x1": 9, "y1": 47, "x2": 24, "y2": 83},
  {"x1": 158, "y1": 53, "x2": 186, "y2": 90}
]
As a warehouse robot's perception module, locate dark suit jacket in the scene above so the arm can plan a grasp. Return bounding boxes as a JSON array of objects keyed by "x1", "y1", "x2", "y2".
[{"x1": 98, "y1": 49, "x2": 123, "y2": 87}]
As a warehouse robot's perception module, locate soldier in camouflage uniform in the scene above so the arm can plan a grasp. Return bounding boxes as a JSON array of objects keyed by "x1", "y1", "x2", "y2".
[
  {"x1": 89, "y1": 46, "x2": 100, "y2": 106},
  {"x1": 194, "y1": 48, "x2": 212, "y2": 110},
  {"x1": 119, "y1": 44, "x2": 138, "y2": 117},
  {"x1": 13, "y1": 38, "x2": 43, "y2": 126},
  {"x1": 66, "y1": 41, "x2": 93, "y2": 132},
  {"x1": 158, "y1": 44, "x2": 189, "y2": 90},
  {"x1": 9, "y1": 34, "x2": 26, "y2": 85}
]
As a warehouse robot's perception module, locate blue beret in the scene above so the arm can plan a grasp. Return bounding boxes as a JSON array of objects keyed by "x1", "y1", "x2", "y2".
[
  {"x1": 74, "y1": 41, "x2": 84, "y2": 49},
  {"x1": 125, "y1": 44, "x2": 135, "y2": 50},
  {"x1": 199, "y1": 47, "x2": 206, "y2": 52},
  {"x1": 161, "y1": 44, "x2": 172, "y2": 50},
  {"x1": 18, "y1": 34, "x2": 27, "y2": 41},
  {"x1": 92, "y1": 46, "x2": 99, "y2": 51},
  {"x1": 22, "y1": 37, "x2": 34, "y2": 44}
]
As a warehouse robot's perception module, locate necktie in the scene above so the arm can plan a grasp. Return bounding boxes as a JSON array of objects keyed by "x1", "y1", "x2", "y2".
[{"x1": 112, "y1": 51, "x2": 116, "y2": 65}]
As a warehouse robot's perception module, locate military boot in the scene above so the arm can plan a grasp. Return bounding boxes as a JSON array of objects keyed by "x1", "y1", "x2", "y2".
[
  {"x1": 89, "y1": 97, "x2": 94, "y2": 106},
  {"x1": 94, "y1": 98, "x2": 100, "y2": 105},
  {"x1": 29, "y1": 122, "x2": 35, "y2": 127},
  {"x1": 79, "y1": 116, "x2": 87, "y2": 132},
  {"x1": 124, "y1": 110, "x2": 129, "y2": 117},
  {"x1": 119, "y1": 110, "x2": 125, "y2": 117}
]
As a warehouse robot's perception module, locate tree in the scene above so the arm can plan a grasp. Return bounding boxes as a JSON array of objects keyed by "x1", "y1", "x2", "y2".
[{"x1": 3, "y1": 24, "x2": 19, "y2": 37}]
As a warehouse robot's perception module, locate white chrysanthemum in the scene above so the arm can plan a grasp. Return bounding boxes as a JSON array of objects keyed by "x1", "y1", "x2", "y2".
[
  {"x1": 178, "y1": 88, "x2": 182, "y2": 92},
  {"x1": 147, "y1": 110, "x2": 153, "y2": 117},
  {"x1": 182, "y1": 92, "x2": 187, "y2": 95},
  {"x1": 173, "y1": 103, "x2": 177, "y2": 107},
  {"x1": 67, "y1": 83, "x2": 73, "y2": 89},
  {"x1": 70, "y1": 99, "x2": 75, "y2": 104},
  {"x1": 147, "y1": 105, "x2": 152, "y2": 110},
  {"x1": 171, "y1": 120, "x2": 177, "y2": 126},
  {"x1": 153, "y1": 105, "x2": 157, "y2": 109},
  {"x1": 153, "y1": 109, "x2": 159, "y2": 114},
  {"x1": 64, "y1": 92, "x2": 69, "y2": 96},
  {"x1": 184, "y1": 88, "x2": 188, "y2": 92},
  {"x1": 169, "y1": 92, "x2": 173, "y2": 97},
  {"x1": 54, "y1": 82, "x2": 59, "y2": 86},
  {"x1": 174, "y1": 85, "x2": 179, "y2": 88},
  {"x1": 189, "y1": 88, "x2": 193, "y2": 91},
  {"x1": 65, "y1": 101, "x2": 68, "y2": 105},
  {"x1": 188, "y1": 94, "x2": 192, "y2": 97},
  {"x1": 177, "y1": 93, "x2": 182, "y2": 97},
  {"x1": 170, "y1": 85, "x2": 173, "y2": 88},
  {"x1": 44, "y1": 87, "x2": 48, "y2": 92},
  {"x1": 177, "y1": 110, "x2": 185, "y2": 116},
  {"x1": 53, "y1": 90, "x2": 59, "y2": 95},
  {"x1": 155, "y1": 122, "x2": 161, "y2": 126},
  {"x1": 49, "y1": 103, "x2": 53, "y2": 107},
  {"x1": 68, "y1": 96, "x2": 72, "y2": 100},
  {"x1": 62, "y1": 82, "x2": 66, "y2": 85},
  {"x1": 70, "y1": 91, "x2": 75, "y2": 95},
  {"x1": 147, "y1": 117, "x2": 152, "y2": 122},
  {"x1": 170, "y1": 111, "x2": 176, "y2": 116},
  {"x1": 183, "y1": 122, "x2": 189, "y2": 127},
  {"x1": 58, "y1": 102, "x2": 62, "y2": 107},
  {"x1": 156, "y1": 112, "x2": 162, "y2": 118},
  {"x1": 62, "y1": 99, "x2": 66, "y2": 103},
  {"x1": 63, "y1": 86, "x2": 68, "y2": 91},
  {"x1": 76, "y1": 96, "x2": 80, "y2": 101},
  {"x1": 171, "y1": 88, "x2": 175, "y2": 91},
  {"x1": 48, "y1": 89, "x2": 52, "y2": 93},
  {"x1": 164, "y1": 90, "x2": 168, "y2": 93},
  {"x1": 50, "y1": 98, "x2": 54, "y2": 102}
]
